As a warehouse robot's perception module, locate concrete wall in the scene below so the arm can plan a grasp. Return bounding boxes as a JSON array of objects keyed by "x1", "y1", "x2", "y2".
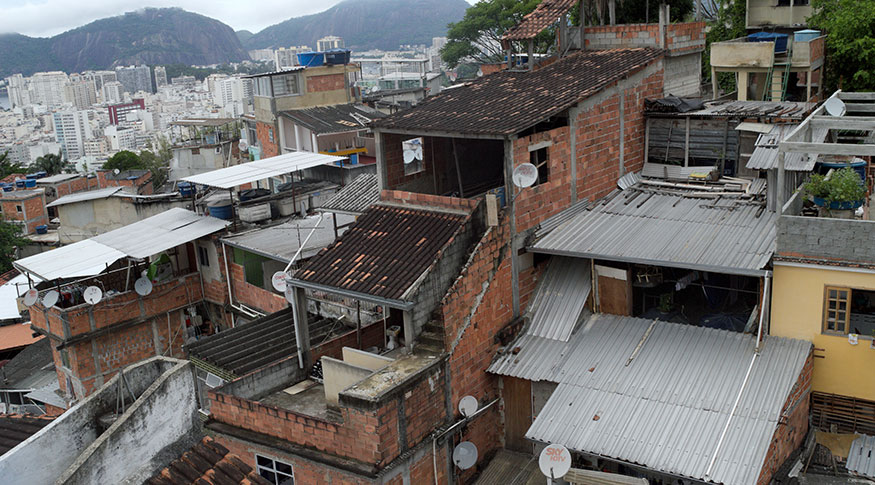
[
  {"x1": 322, "y1": 356, "x2": 373, "y2": 406},
  {"x1": 0, "y1": 357, "x2": 198, "y2": 485},
  {"x1": 747, "y1": 0, "x2": 812, "y2": 28},
  {"x1": 777, "y1": 215, "x2": 875, "y2": 265},
  {"x1": 57, "y1": 196, "x2": 190, "y2": 242},
  {"x1": 342, "y1": 347, "x2": 393, "y2": 371},
  {"x1": 664, "y1": 53, "x2": 702, "y2": 97},
  {"x1": 711, "y1": 40, "x2": 774, "y2": 68},
  {"x1": 171, "y1": 143, "x2": 232, "y2": 181}
]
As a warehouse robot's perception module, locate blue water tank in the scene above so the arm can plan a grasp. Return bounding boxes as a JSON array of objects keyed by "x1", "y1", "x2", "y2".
[
  {"x1": 208, "y1": 200, "x2": 233, "y2": 220},
  {"x1": 178, "y1": 182, "x2": 195, "y2": 197},
  {"x1": 1, "y1": 184, "x2": 12, "y2": 192},
  {"x1": 35, "y1": 225, "x2": 48, "y2": 234},
  {"x1": 325, "y1": 49, "x2": 351, "y2": 65},
  {"x1": 24, "y1": 179, "x2": 36, "y2": 188},
  {"x1": 14, "y1": 179, "x2": 25, "y2": 188},
  {"x1": 794, "y1": 29, "x2": 821, "y2": 43},
  {"x1": 297, "y1": 52, "x2": 325, "y2": 67},
  {"x1": 25, "y1": 173, "x2": 38, "y2": 180},
  {"x1": 748, "y1": 32, "x2": 788, "y2": 53},
  {"x1": 349, "y1": 153, "x2": 359, "y2": 165}
]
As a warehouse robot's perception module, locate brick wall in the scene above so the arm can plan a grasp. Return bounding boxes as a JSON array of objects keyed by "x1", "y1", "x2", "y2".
[
  {"x1": 380, "y1": 190, "x2": 479, "y2": 213},
  {"x1": 0, "y1": 193, "x2": 48, "y2": 234},
  {"x1": 256, "y1": 121, "x2": 279, "y2": 159},
  {"x1": 756, "y1": 350, "x2": 813, "y2": 484},
  {"x1": 96, "y1": 170, "x2": 153, "y2": 195},
  {"x1": 666, "y1": 22, "x2": 707, "y2": 55},
  {"x1": 228, "y1": 262, "x2": 288, "y2": 315},
  {"x1": 777, "y1": 215, "x2": 875, "y2": 266},
  {"x1": 583, "y1": 22, "x2": 705, "y2": 55},
  {"x1": 513, "y1": 126, "x2": 573, "y2": 233},
  {"x1": 306, "y1": 73, "x2": 346, "y2": 93},
  {"x1": 54, "y1": 176, "x2": 89, "y2": 198}
]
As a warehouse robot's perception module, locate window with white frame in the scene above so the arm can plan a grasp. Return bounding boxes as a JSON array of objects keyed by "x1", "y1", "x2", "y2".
[
  {"x1": 401, "y1": 137, "x2": 424, "y2": 175},
  {"x1": 256, "y1": 454, "x2": 294, "y2": 484},
  {"x1": 271, "y1": 73, "x2": 300, "y2": 97}
]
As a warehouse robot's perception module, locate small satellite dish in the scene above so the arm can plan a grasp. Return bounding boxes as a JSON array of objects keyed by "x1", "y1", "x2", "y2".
[
  {"x1": 42, "y1": 290, "x2": 59, "y2": 308},
  {"x1": 403, "y1": 149, "x2": 416, "y2": 164},
  {"x1": 453, "y1": 441, "x2": 478, "y2": 470},
  {"x1": 825, "y1": 97, "x2": 846, "y2": 117},
  {"x1": 134, "y1": 277, "x2": 153, "y2": 296},
  {"x1": 459, "y1": 395, "x2": 478, "y2": 418},
  {"x1": 414, "y1": 146, "x2": 423, "y2": 160},
  {"x1": 271, "y1": 271, "x2": 288, "y2": 292},
  {"x1": 238, "y1": 139, "x2": 249, "y2": 152},
  {"x1": 83, "y1": 286, "x2": 103, "y2": 305},
  {"x1": 23, "y1": 289, "x2": 39, "y2": 307},
  {"x1": 113, "y1": 168, "x2": 121, "y2": 175},
  {"x1": 538, "y1": 443, "x2": 572, "y2": 479},
  {"x1": 284, "y1": 282, "x2": 295, "y2": 304},
  {"x1": 512, "y1": 162, "x2": 538, "y2": 188}
]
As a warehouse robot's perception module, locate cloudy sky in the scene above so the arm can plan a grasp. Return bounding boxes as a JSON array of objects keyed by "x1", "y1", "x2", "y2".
[{"x1": 0, "y1": 0, "x2": 478, "y2": 38}]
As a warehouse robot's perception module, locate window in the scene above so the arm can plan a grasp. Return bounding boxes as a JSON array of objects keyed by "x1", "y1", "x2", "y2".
[
  {"x1": 255, "y1": 77, "x2": 271, "y2": 97},
  {"x1": 197, "y1": 245, "x2": 210, "y2": 267},
  {"x1": 233, "y1": 248, "x2": 267, "y2": 288},
  {"x1": 530, "y1": 147, "x2": 549, "y2": 185},
  {"x1": 823, "y1": 286, "x2": 875, "y2": 337},
  {"x1": 15, "y1": 204, "x2": 22, "y2": 213},
  {"x1": 268, "y1": 128, "x2": 274, "y2": 144},
  {"x1": 271, "y1": 74, "x2": 300, "y2": 97},
  {"x1": 402, "y1": 137, "x2": 425, "y2": 175},
  {"x1": 256, "y1": 454, "x2": 294, "y2": 485}
]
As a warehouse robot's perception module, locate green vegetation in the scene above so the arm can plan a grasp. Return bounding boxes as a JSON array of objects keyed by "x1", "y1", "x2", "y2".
[
  {"x1": 804, "y1": 167, "x2": 867, "y2": 204},
  {"x1": 32, "y1": 152, "x2": 66, "y2": 175},
  {"x1": 103, "y1": 138, "x2": 173, "y2": 190},
  {"x1": 809, "y1": 0, "x2": 875, "y2": 92},
  {"x1": 161, "y1": 63, "x2": 273, "y2": 82},
  {"x1": 0, "y1": 219, "x2": 30, "y2": 273},
  {"x1": 703, "y1": 0, "x2": 746, "y2": 94},
  {"x1": 0, "y1": 151, "x2": 23, "y2": 179}
]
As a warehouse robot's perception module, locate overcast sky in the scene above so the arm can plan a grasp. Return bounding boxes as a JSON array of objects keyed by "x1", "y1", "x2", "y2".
[{"x1": 0, "y1": 0, "x2": 479, "y2": 38}]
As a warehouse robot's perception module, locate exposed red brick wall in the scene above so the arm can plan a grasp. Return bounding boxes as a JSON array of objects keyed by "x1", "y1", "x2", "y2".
[
  {"x1": 54, "y1": 176, "x2": 89, "y2": 198},
  {"x1": 256, "y1": 121, "x2": 279, "y2": 159},
  {"x1": 757, "y1": 350, "x2": 813, "y2": 484},
  {"x1": 310, "y1": 322, "x2": 386, "y2": 364},
  {"x1": 0, "y1": 192, "x2": 48, "y2": 234},
  {"x1": 44, "y1": 404, "x2": 65, "y2": 415},
  {"x1": 96, "y1": 170, "x2": 153, "y2": 195},
  {"x1": 228, "y1": 262, "x2": 287, "y2": 314},
  {"x1": 513, "y1": 126, "x2": 572, "y2": 233},
  {"x1": 479, "y1": 63, "x2": 505, "y2": 76},
  {"x1": 306, "y1": 73, "x2": 346, "y2": 93},
  {"x1": 380, "y1": 190, "x2": 479, "y2": 213}
]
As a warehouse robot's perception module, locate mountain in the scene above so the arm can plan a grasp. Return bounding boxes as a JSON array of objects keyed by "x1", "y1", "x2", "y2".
[
  {"x1": 0, "y1": 8, "x2": 248, "y2": 78},
  {"x1": 244, "y1": 0, "x2": 469, "y2": 51},
  {"x1": 236, "y1": 30, "x2": 255, "y2": 45}
]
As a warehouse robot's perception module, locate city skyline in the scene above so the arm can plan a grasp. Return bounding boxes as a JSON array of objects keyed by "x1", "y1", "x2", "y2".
[{"x1": 0, "y1": 0, "x2": 479, "y2": 38}]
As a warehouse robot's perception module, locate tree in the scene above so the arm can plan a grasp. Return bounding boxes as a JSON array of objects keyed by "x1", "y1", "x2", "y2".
[
  {"x1": 0, "y1": 219, "x2": 30, "y2": 273},
  {"x1": 809, "y1": 0, "x2": 875, "y2": 92},
  {"x1": 103, "y1": 150, "x2": 145, "y2": 172},
  {"x1": 0, "y1": 151, "x2": 23, "y2": 179},
  {"x1": 32, "y1": 151, "x2": 65, "y2": 175},
  {"x1": 441, "y1": 0, "x2": 549, "y2": 68},
  {"x1": 702, "y1": 0, "x2": 746, "y2": 93}
]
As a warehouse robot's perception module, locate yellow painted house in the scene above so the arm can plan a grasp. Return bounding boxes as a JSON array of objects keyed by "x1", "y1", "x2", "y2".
[{"x1": 772, "y1": 206, "x2": 875, "y2": 433}]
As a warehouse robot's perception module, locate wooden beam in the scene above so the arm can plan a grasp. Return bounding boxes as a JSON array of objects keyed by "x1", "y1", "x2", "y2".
[
  {"x1": 845, "y1": 103, "x2": 875, "y2": 113},
  {"x1": 810, "y1": 117, "x2": 875, "y2": 131},
  {"x1": 838, "y1": 92, "x2": 875, "y2": 101},
  {"x1": 779, "y1": 141, "x2": 875, "y2": 157}
]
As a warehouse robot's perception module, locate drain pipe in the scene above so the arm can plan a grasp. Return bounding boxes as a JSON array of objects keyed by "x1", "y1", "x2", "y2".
[
  {"x1": 221, "y1": 242, "x2": 260, "y2": 325},
  {"x1": 757, "y1": 272, "x2": 771, "y2": 348},
  {"x1": 706, "y1": 351, "x2": 757, "y2": 478}
]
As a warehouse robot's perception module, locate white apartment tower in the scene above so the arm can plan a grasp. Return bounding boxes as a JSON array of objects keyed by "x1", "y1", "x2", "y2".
[
  {"x1": 31, "y1": 72, "x2": 68, "y2": 107},
  {"x1": 154, "y1": 66, "x2": 168, "y2": 89},
  {"x1": 115, "y1": 65, "x2": 153, "y2": 94},
  {"x1": 5, "y1": 74, "x2": 31, "y2": 108},
  {"x1": 102, "y1": 82, "x2": 125, "y2": 105},
  {"x1": 316, "y1": 36, "x2": 344, "y2": 52},
  {"x1": 53, "y1": 110, "x2": 93, "y2": 160},
  {"x1": 64, "y1": 80, "x2": 98, "y2": 109}
]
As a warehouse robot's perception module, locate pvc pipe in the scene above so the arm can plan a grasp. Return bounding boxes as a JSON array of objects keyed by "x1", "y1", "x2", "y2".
[
  {"x1": 705, "y1": 352, "x2": 758, "y2": 477},
  {"x1": 283, "y1": 213, "x2": 325, "y2": 273},
  {"x1": 757, "y1": 272, "x2": 771, "y2": 348}
]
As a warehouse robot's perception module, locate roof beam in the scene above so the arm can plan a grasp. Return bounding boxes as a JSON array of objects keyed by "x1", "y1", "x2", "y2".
[
  {"x1": 845, "y1": 103, "x2": 875, "y2": 114},
  {"x1": 779, "y1": 141, "x2": 875, "y2": 156},
  {"x1": 839, "y1": 92, "x2": 875, "y2": 101},
  {"x1": 376, "y1": 128, "x2": 505, "y2": 140},
  {"x1": 809, "y1": 116, "x2": 875, "y2": 131}
]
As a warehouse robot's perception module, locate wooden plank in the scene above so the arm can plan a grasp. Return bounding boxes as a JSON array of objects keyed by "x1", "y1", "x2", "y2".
[
  {"x1": 839, "y1": 92, "x2": 875, "y2": 101},
  {"x1": 809, "y1": 117, "x2": 875, "y2": 131},
  {"x1": 845, "y1": 103, "x2": 875, "y2": 113},
  {"x1": 503, "y1": 377, "x2": 533, "y2": 453},
  {"x1": 597, "y1": 267, "x2": 633, "y2": 316},
  {"x1": 780, "y1": 141, "x2": 875, "y2": 156}
]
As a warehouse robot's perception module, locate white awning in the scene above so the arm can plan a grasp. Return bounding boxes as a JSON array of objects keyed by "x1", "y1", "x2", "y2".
[
  {"x1": 181, "y1": 152, "x2": 346, "y2": 189},
  {"x1": 15, "y1": 208, "x2": 230, "y2": 280}
]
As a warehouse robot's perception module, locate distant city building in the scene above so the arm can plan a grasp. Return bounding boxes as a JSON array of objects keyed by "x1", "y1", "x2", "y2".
[
  {"x1": 102, "y1": 82, "x2": 124, "y2": 105},
  {"x1": 274, "y1": 46, "x2": 310, "y2": 70},
  {"x1": 170, "y1": 75, "x2": 197, "y2": 88},
  {"x1": 115, "y1": 65, "x2": 153, "y2": 94},
  {"x1": 87, "y1": 71, "x2": 117, "y2": 92},
  {"x1": 212, "y1": 77, "x2": 248, "y2": 118},
  {"x1": 248, "y1": 49, "x2": 275, "y2": 62},
  {"x1": 427, "y1": 37, "x2": 448, "y2": 72},
  {"x1": 53, "y1": 110, "x2": 93, "y2": 160},
  {"x1": 108, "y1": 99, "x2": 146, "y2": 125},
  {"x1": 316, "y1": 36, "x2": 344, "y2": 52},
  {"x1": 154, "y1": 66, "x2": 168, "y2": 89},
  {"x1": 104, "y1": 125, "x2": 136, "y2": 152},
  {"x1": 5, "y1": 74, "x2": 31, "y2": 109},
  {"x1": 31, "y1": 72, "x2": 68, "y2": 107},
  {"x1": 64, "y1": 80, "x2": 98, "y2": 110}
]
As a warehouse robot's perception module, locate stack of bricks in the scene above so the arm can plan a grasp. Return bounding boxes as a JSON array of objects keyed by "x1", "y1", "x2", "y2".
[
  {"x1": 584, "y1": 22, "x2": 706, "y2": 56},
  {"x1": 666, "y1": 22, "x2": 707, "y2": 55},
  {"x1": 379, "y1": 189, "x2": 479, "y2": 213}
]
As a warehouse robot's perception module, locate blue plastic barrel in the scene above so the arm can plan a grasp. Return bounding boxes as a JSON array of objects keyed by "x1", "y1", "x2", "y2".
[
  {"x1": 324, "y1": 49, "x2": 351, "y2": 65},
  {"x1": 35, "y1": 225, "x2": 47, "y2": 234},
  {"x1": 748, "y1": 32, "x2": 788, "y2": 53},
  {"x1": 349, "y1": 153, "x2": 358, "y2": 165},
  {"x1": 208, "y1": 200, "x2": 233, "y2": 220},
  {"x1": 24, "y1": 179, "x2": 36, "y2": 188},
  {"x1": 15, "y1": 179, "x2": 25, "y2": 188},
  {"x1": 178, "y1": 182, "x2": 195, "y2": 197},
  {"x1": 297, "y1": 52, "x2": 325, "y2": 67}
]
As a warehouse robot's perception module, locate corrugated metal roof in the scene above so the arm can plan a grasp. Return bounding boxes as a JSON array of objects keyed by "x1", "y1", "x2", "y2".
[
  {"x1": 848, "y1": 435, "x2": 875, "y2": 478},
  {"x1": 528, "y1": 257, "x2": 591, "y2": 341},
  {"x1": 318, "y1": 174, "x2": 380, "y2": 215},
  {"x1": 15, "y1": 209, "x2": 229, "y2": 280},
  {"x1": 46, "y1": 187, "x2": 122, "y2": 208},
  {"x1": 532, "y1": 185, "x2": 776, "y2": 276},
  {"x1": 746, "y1": 124, "x2": 826, "y2": 171},
  {"x1": 535, "y1": 198, "x2": 589, "y2": 239},
  {"x1": 221, "y1": 213, "x2": 355, "y2": 263},
  {"x1": 488, "y1": 331, "x2": 579, "y2": 381},
  {"x1": 24, "y1": 379, "x2": 66, "y2": 408},
  {"x1": 280, "y1": 104, "x2": 384, "y2": 135},
  {"x1": 525, "y1": 314, "x2": 812, "y2": 485},
  {"x1": 473, "y1": 449, "x2": 542, "y2": 485},
  {"x1": 181, "y1": 152, "x2": 345, "y2": 189},
  {"x1": 35, "y1": 173, "x2": 81, "y2": 184},
  {"x1": 648, "y1": 100, "x2": 815, "y2": 120}
]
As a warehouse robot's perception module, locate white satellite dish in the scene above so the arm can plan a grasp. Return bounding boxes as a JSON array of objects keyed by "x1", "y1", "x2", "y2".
[
  {"x1": 453, "y1": 441, "x2": 478, "y2": 470},
  {"x1": 459, "y1": 395, "x2": 478, "y2": 418},
  {"x1": 113, "y1": 168, "x2": 121, "y2": 175},
  {"x1": 83, "y1": 286, "x2": 103, "y2": 305},
  {"x1": 41, "y1": 290, "x2": 59, "y2": 308},
  {"x1": 134, "y1": 277, "x2": 153, "y2": 296},
  {"x1": 284, "y1": 282, "x2": 295, "y2": 304},
  {"x1": 512, "y1": 162, "x2": 538, "y2": 188},
  {"x1": 403, "y1": 149, "x2": 416, "y2": 164},
  {"x1": 414, "y1": 146, "x2": 423, "y2": 160},
  {"x1": 23, "y1": 289, "x2": 39, "y2": 307},
  {"x1": 825, "y1": 97, "x2": 846, "y2": 117},
  {"x1": 238, "y1": 139, "x2": 250, "y2": 152},
  {"x1": 538, "y1": 443, "x2": 572, "y2": 479},
  {"x1": 271, "y1": 271, "x2": 288, "y2": 292}
]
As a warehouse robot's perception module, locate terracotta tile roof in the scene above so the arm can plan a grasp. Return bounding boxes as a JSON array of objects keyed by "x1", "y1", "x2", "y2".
[
  {"x1": 502, "y1": 0, "x2": 578, "y2": 41},
  {"x1": 0, "y1": 268, "x2": 19, "y2": 285},
  {"x1": 0, "y1": 323, "x2": 43, "y2": 352},
  {"x1": 293, "y1": 205, "x2": 467, "y2": 302},
  {"x1": 0, "y1": 413, "x2": 56, "y2": 455},
  {"x1": 146, "y1": 437, "x2": 271, "y2": 485},
  {"x1": 373, "y1": 48, "x2": 663, "y2": 136}
]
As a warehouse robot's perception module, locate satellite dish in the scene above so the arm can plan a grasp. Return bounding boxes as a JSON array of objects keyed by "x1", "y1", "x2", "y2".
[
  {"x1": 238, "y1": 139, "x2": 249, "y2": 152},
  {"x1": 42, "y1": 290, "x2": 59, "y2": 308},
  {"x1": 403, "y1": 149, "x2": 416, "y2": 164},
  {"x1": 83, "y1": 286, "x2": 103, "y2": 305},
  {"x1": 284, "y1": 281, "x2": 295, "y2": 304},
  {"x1": 512, "y1": 162, "x2": 538, "y2": 188},
  {"x1": 23, "y1": 289, "x2": 39, "y2": 307},
  {"x1": 134, "y1": 277, "x2": 153, "y2": 296},
  {"x1": 414, "y1": 146, "x2": 423, "y2": 160},
  {"x1": 453, "y1": 441, "x2": 478, "y2": 470},
  {"x1": 113, "y1": 168, "x2": 121, "y2": 175},
  {"x1": 825, "y1": 97, "x2": 846, "y2": 117},
  {"x1": 538, "y1": 444, "x2": 572, "y2": 479},
  {"x1": 271, "y1": 271, "x2": 288, "y2": 292},
  {"x1": 459, "y1": 395, "x2": 478, "y2": 418}
]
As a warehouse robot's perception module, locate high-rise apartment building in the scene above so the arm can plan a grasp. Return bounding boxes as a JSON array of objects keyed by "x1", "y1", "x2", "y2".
[
  {"x1": 5, "y1": 74, "x2": 31, "y2": 108},
  {"x1": 64, "y1": 80, "x2": 98, "y2": 109},
  {"x1": 274, "y1": 46, "x2": 310, "y2": 70},
  {"x1": 154, "y1": 66, "x2": 168, "y2": 89},
  {"x1": 115, "y1": 65, "x2": 153, "y2": 94},
  {"x1": 316, "y1": 36, "x2": 344, "y2": 52},
  {"x1": 102, "y1": 82, "x2": 125, "y2": 105},
  {"x1": 31, "y1": 72, "x2": 68, "y2": 107},
  {"x1": 53, "y1": 110, "x2": 93, "y2": 160},
  {"x1": 212, "y1": 77, "x2": 248, "y2": 118}
]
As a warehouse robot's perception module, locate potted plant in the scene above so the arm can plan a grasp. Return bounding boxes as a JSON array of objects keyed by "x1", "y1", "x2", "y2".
[{"x1": 803, "y1": 167, "x2": 866, "y2": 211}]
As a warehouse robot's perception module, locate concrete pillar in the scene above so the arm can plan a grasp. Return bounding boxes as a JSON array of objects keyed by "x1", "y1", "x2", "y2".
[
  {"x1": 291, "y1": 286, "x2": 310, "y2": 368},
  {"x1": 528, "y1": 40, "x2": 534, "y2": 71},
  {"x1": 712, "y1": 67, "x2": 719, "y2": 99},
  {"x1": 402, "y1": 310, "x2": 414, "y2": 353},
  {"x1": 806, "y1": 70, "x2": 812, "y2": 102},
  {"x1": 374, "y1": 129, "x2": 387, "y2": 191},
  {"x1": 776, "y1": 151, "x2": 786, "y2": 211},
  {"x1": 609, "y1": 0, "x2": 616, "y2": 25},
  {"x1": 658, "y1": 4, "x2": 668, "y2": 49},
  {"x1": 738, "y1": 71, "x2": 749, "y2": 101},
  {"x1": 503, "y1": 136, "x2": 520, "y2": 318}
]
